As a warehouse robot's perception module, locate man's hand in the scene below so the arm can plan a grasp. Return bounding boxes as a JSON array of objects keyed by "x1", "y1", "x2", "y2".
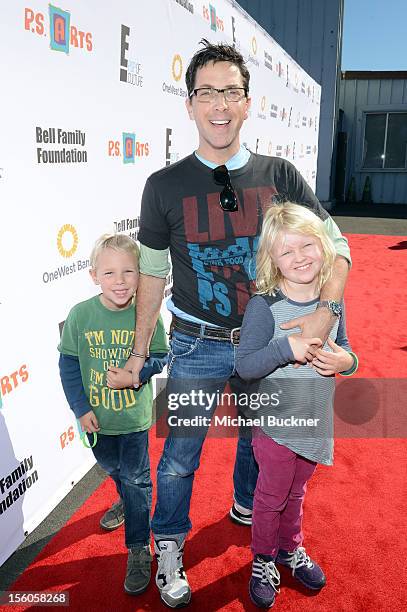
[
  {"x1": 287, "y1": 334, "x2": 322, "y2": 364},
  {"x1": 281, "y1": 308, "x2": 335, "y2": 363},
  {"x1": 124, "y1": 355, "x2": 146, "y2": 389},
  {"x1": 79, "y1": 410, "x2": 100, "y2": 434},
  {"x1": 312, "y1": 338, "x2": 354, "y2": 376},
  {"x1": 106, "y1": 366, "x2": 134, "y2": 389}
]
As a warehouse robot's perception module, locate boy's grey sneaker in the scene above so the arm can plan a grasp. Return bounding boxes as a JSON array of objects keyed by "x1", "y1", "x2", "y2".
[
  {"x1": 100, "y1": 499, "x2": 125, "y2": 531},
  {"x1": 276, "y1": 546, "x2": 326, "y2": 590},
  {"x1": 229, "y1": 503, "x2": 252, "y2": 526},
  {"x1": 155, "y1": 539, "x2": 191, "y2": 608},
  {"x1": 124, "y1": 545, "x2": 152, "y2": 595}
]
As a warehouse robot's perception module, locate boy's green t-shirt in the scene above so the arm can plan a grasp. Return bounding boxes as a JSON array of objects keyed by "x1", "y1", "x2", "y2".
[{"x1": 58, "y1": 295, "x2": 168, "y2": 435}]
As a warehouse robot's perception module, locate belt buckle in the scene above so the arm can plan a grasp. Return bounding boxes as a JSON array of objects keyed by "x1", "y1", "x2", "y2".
[{"x1": 230, "y1": 327, "x2": 240, "y2": 345}]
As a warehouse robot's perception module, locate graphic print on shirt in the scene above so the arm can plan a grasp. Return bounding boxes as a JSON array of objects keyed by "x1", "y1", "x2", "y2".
[
  {"x1": 183, "y1": 186, "x2": 277, "y2": 318},
  {"x1": 84, "y1": 328, "x2": 137, "y2": 412}
]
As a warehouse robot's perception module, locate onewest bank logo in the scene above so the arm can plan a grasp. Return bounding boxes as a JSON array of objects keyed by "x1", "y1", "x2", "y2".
[
  {"x1": 42, "y1": 225, "x2": 90, "y2": 285},
  {"x1": 24, "y1": 5, "x2": 93, "y2": 53}
]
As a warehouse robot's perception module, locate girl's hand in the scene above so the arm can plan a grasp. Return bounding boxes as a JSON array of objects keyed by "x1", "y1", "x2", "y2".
[
  {"x1": 312, "y1": 338, "x2": 354, "y2": 376},
  {"x1": 106, "y1": 366, "x2": 133, "y2": 389},
  {"x1": 288, "y1": 334, "x2": 322, "y2": 363}
]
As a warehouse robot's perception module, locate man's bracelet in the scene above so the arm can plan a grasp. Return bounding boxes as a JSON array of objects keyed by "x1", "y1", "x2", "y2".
[{"x1": 130, "y1": 350, "x2": 149, "y2": 359}]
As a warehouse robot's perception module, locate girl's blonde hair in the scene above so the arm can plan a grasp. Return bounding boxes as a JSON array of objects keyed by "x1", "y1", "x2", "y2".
[
  {"x1": 256, "y1": 202, "x2": 336, "y2": 295},
  {"x1": 90, "y1": 233, "x2": 140, "y2": 269}
]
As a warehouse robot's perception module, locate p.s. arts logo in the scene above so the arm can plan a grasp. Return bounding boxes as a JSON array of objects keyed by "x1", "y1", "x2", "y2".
[
  {"x1": 108, "y1": 133, "x2": 150, "y2": 163},
  {"x1": 59, "y1": 424, "x2": 76, "y2": 449},
  {"x1": 280, "y1": 107, "x2": 288, "y2": 122},
  {"x1": 24, "y1": 5, "x2": 93, "y2": 53},
  {"x1": 203, "y1": 4, "x2": 224, "y2": 32},
  {"x1": 120, "y1": 25, "x2": 144, "y2": 87},
  {"x1": 57, "y1": 224, "x2": 78, "y2": 258},
  {"x1": 275, "y1": 60, "x2": 284, "y2": 78},
  {"x1": 257, "y1": 96, "x2": 266, "y2": 120},
  {"x1": 162, "y1": 55, "x2": 188, "y2": 98},
  {"x1": 42, "y1": 225, "x2": 90, "y2": 284},
  {"x1": 0, "y1": 365, "x2": 29, "y2": 410}
]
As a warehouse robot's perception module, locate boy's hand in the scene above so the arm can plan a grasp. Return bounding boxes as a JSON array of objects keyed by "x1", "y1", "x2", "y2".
[
  {"x1": 106, "y1": 366, "x2": 134, "y2": 389},
  {"x1": 79, "y1": 410, "x2": 100, "y2": 434},
  {"x1": 288, "y1": 334, "x2": 322, "y2": 363},
  {"x1": 312, "y1": 338, "x2": 354, "y2": 376},
  {"x1": 125, "y1": 355, "x2": 146, "y2": 389}
]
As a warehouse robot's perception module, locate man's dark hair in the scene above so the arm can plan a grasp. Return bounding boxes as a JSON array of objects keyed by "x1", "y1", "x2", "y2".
[{"x1": 185, "y1": 39, "x2": 250, "y2": 96}]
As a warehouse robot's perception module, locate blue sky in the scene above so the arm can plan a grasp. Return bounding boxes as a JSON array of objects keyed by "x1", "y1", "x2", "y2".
[{"x1": 342, "y1": 0, "x2": 407, "y2": 70}]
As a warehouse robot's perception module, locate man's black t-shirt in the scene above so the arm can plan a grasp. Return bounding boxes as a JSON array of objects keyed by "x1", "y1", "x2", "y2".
[{"x1": 138, "y1": 153, "x2": 328, "y2": 328}]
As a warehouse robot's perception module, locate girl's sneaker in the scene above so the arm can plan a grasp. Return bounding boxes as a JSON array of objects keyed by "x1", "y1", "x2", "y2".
[
  {"x1": 276, "y1": 546, "x2": 326, "y2": 590},
  {"x1": 249, "y1": 555, "x2": 280, "y2": 608}
]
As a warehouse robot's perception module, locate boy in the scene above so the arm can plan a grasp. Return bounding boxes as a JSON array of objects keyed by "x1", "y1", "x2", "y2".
[{"x1": 58, "y1": 234, "x2": 168, "y2": 595}]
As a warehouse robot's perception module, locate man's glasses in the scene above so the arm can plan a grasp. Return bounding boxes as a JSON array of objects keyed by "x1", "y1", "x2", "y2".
[
  {"x1": 213, "y1": 165, "x2": 238, "y2": 212},
  {"x1": 192, "y1": 87, "x2": 247, "y2": 103}
]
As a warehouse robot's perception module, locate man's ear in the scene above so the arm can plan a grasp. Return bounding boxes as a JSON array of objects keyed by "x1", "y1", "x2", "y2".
[
  {"x1": 243, "y1": 95, "x2": 252, "y2": 120},
  {"x1": 89, "y1": 269, "x2": 99, "y2": 285},
  {"x1": 185, "y1": 97, "x2": 194, "y2": 120}
]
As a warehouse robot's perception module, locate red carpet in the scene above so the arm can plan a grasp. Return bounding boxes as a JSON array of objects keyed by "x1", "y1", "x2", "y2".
[{"x1": 4, "y1": 234, "x2": 407, "y2": 611}]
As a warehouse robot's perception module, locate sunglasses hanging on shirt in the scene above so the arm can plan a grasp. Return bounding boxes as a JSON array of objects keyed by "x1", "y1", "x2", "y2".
[{"x1": 213, "y1": 165, "x2": 238, "y2": 212}]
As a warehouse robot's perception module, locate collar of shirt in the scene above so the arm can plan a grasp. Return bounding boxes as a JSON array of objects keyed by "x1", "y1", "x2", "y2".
[{"x1": 194, "y1": 144, "x2": 251, "y2": 170}]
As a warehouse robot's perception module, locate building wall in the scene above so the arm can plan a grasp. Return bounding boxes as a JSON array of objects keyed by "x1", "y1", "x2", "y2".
[
  {"x1": 340, "y1": 76, "x2": 407, "y2": 204},
  {"x1": 237, "y1": 0, "x2": 343, "y2": 203}
]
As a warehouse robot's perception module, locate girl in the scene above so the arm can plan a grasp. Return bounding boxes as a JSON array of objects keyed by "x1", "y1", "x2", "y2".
[{"x1": 236, "y1": 202, "x2": 358, "y2": 608}]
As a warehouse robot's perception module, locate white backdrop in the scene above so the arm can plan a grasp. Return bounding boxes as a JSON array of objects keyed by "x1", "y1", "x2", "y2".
[{"x1": 0, "y1": 0, "x2": 321, "y2": 565}]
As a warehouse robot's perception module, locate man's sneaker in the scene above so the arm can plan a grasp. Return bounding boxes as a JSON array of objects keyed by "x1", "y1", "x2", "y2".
[
  {"x1": 154, "y1": 539, "x2": 191, "y2": 608},
  {"x1": 124, "y1": 545, "x2": 152, "y2": 595},
  {"x1": 100, "y1": 499, "x2": 125, "y2": 531},
  {"x1": 276, "y1": 546, "x2": 326, "y2": 590},
  {"x1": 249, "y1": 554, "x2": 280, "y2": 608},
  {"x1": 229, "y1": 503, "x2": 252, "y2": 526}
]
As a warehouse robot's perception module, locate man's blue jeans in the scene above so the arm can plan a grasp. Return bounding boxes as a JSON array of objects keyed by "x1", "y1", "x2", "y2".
[
  {"x1": 90, "y1": 430, "x2": 152, "y2": 548},
  {"x1": 151, "y1": 330, "x2": 259, "y2": 537}
]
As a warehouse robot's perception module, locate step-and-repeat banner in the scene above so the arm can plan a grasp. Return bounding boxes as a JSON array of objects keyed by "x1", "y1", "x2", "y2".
[{"x1": 0, "y1": 0, "x2": 320, "y2": 565}]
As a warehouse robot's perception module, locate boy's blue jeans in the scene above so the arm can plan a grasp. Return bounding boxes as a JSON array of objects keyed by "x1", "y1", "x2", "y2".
[
  {"x1": 151, "y1": 330, "x2": 259, "y2": 538},
  {"x1": 90, "y1": 430, "x2": 152, "y2": 548}
]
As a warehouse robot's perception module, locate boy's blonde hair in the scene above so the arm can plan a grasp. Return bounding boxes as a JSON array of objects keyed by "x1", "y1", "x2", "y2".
[
  {"x1": 256, "y1": 202, "x2": 336, "y2": 295},
  {"x1": 90, "y1": 233, "x2": 140, "y2": 269}
]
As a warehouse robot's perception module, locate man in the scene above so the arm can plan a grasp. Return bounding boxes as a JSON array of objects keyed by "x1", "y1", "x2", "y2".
[{"x1": 127, "y1": 40, "x2": 350, "y2": 608}]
